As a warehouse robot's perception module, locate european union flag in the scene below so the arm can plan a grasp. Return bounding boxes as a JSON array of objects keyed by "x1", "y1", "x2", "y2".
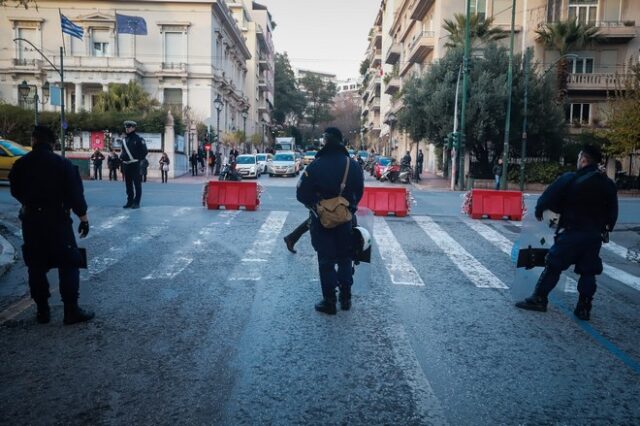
[{"x1": 116, "y1": 13, "x2": 148, "y2": 35}]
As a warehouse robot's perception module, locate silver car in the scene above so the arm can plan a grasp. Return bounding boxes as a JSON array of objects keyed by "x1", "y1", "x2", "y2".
[
  {"x1": 256, "y1": 153, "x2": 273, "y2": 173},
  {"x1": 234, "y1": 154, "x2": 261, "y2": 178},
  {"x1": 268, "y1": 152, "x2": 299, "y2": 177}
]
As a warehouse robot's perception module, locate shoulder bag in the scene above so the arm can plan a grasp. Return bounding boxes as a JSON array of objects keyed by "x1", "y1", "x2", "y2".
[{"x1": 316, "y1": 157, "x2": 353, "y2": 229}]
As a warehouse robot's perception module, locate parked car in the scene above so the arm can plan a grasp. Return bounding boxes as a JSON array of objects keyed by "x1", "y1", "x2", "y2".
[
  {"x1": 348, "y1": 149, "x2": 356, "y2": 159},
  {"x1": 295, "y1": 151, "x2": 304, "y2": 169},
  {"x1": 374, "y1": 156, "x2": 392, "y2": 179},
  {"x1": 303, "y1": 150, "x2": 317, "y2": 165},
  {"x1": 357, "y1": 150, "x2": 369, "y2": 161},
  {"x1": 268, "y1": 151, "x2": 299, "y2": 177},
  {"x1": 256, "y1": 153, "x2": 273, "y2": 174},
  {"x1": 234, "y1": 154, "x2": 261, "y2": 178},
  {"x1": 0, "y1": 139, "x2": 29, "y2": 180}
]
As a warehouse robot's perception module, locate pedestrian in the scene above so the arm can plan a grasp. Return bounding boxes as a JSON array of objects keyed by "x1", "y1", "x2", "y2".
[
  {"x1": 159, "y1": 152, "x2": 170, "y2": 183},
  {"x1": 515, "y1": 144, "x2": 618, "y2": 321},
  {"x1": 140, "y1": 158, "x2": 149, "y2": 183},
  {"x1": 8, "y1": 125, "x2": 94, "y2": 325},
  {"x1": 208, "y1": 152, "x2": 216, "y2": 175},
  {"x1": 296, "y1": 127, "x2": 364, "y2": 314},
  {"x1": 401, "y1": 150, "x2": 412, "y2": 166},
  {"x1": 493, "y1": 158, "x2": 503, "y2": 190},
  {"x1": 417, "y1": 149, "x2": 424, "y2": 179},
  {"x1": 90, "y1": 149, "x2": 105, "y2": 180},
  {"x1": 198, "y1": 148, "x2": 205, "y2": 173},
  {"x1": 215, "y1": 151, "x2": 222, "y2": 175},
  {"x1": 107, "y1": 149, "x2": 120, "y2": 181},
  {"x1": 190, "y1": 151, "x2": 199, "y2": 176},
  {"x1": 120, "y1": 120, "x2": 148, "y2": 209}
]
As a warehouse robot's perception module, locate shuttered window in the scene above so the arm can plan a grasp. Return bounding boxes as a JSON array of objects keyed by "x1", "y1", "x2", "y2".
[{"x1": 164, "y1": 32, "x2": 183, "y2": 65}]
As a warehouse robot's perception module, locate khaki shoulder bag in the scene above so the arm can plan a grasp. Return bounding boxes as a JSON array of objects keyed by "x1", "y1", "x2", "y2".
[{"x1": 316, "y1": 157, "x2": 353, "y2": 229}]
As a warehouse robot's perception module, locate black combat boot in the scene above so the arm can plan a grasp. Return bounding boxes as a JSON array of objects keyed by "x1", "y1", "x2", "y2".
[
  {"x1": 573, "y1": 295, "x2": 592, "y2": 321},
  {"x1": 123, "y1": 201, "x2": 133, "y2": 209},
  {"x1": 283, "y1": 236, "x2": 297, "y2": 254},
  {"x1": 36, "y1": 300, "x2": 50, "y2": 324},
  {"x1": 315, "y1": 288, "x2": 337, "y2": 315},
  {"x1": 63, "y1": 303, "x2": 95, "y2": 325},
  {"x1": 515, "y1": 295, "x2": 548, "y2": 312},
  {"x1": 130, "y1": 202, "x2": 140, "y2": 209},
  {"x1": 338, "y1": 285, "x2": 351, "y2": 311}
]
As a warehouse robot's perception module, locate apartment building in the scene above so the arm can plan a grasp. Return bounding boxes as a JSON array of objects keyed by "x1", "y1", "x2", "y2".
[
  {"x1": 365, "y1": 0, "x2": 639, "y2": 173},
  {"x1": 0, "y1": 0, "x2": 278, "y2": 148},
  {"x1": 361, "y1": 13, "x2": 383, "y2": 153}
]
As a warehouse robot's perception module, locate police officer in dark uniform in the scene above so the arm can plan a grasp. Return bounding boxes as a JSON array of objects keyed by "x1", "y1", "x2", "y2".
[
  {"x1": 296, "y1": 128, "x2": 364, "y2": 315},
  {"x1": 515, "y1": 145, "x2": 618, "y2": 321},
  {"x1": 9, "y1": 125, "x2": 94, "y2": 325},
  {"x1": 120, "y1": 120, "x2": 148, "y2": 209}
]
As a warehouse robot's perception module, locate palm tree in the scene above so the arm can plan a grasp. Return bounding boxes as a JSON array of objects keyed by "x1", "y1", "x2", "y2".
[
  {"x1": 94, "y1": 81, "x2": 159, "y2": 113},
  {"x1": 535, "y1": 18, "x2": 600, "y2": 100},
  {"x1": 442, "y1": 14, "x2": 508, "y2": 49}
]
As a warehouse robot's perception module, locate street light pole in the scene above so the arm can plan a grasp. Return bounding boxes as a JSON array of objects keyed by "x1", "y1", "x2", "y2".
[
  {"x1": 242, "y1": 108, "x2": 248, "y2": 153},
  {"x1": 500, "y1": 0, "x2": 517, "y2": 190},
  {"x1": 519, "y1": 48, "x2": 530, "y2": 191},
  {"x1": 458, "y1": 0, "x2": 472, "y2": 191}
]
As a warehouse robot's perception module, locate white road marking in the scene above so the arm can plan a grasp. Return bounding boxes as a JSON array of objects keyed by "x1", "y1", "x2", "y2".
[
  {"x1": 414, "y1": 216, "x2": 507, "y2": 289},
  {"x1": 373, "y1": 216, "x2": 424, "y2": 286},
  {"x1": 98, "y1": 213, "x2": 129, "y2": 230},
  {"x1": 603, "y1": 241, "x2": 629, "y2": 259},
  {"x1": 603, "y1": 264, "x2": 640, "y2": 292},
  {"x1": 229, "y1": 211, "x2": 288, "y2": 281},
  {"x1": 143, "y1": 255, "x2": 193, "y2": 280},
  {"x1": 463, "y1": 218, "x2": 577, "y2": 293}
]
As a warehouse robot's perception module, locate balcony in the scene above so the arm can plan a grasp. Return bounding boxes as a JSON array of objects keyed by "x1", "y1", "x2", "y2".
[
  {"x1": 407, "y1": 31, "x2": 435, "y2": 63},
  {"x1": 9, "y1": 58, "x2": 43, "y2": 74},
  {"x1": 596, "y1": 21, "x2": 637, "y2": 42},
  {"x1": 258, "y1": 56, "x2": 271, "y2": 72},
  {"x1": 258, "y1": 102, "x2": 269, "y2": 113},
  {"x1": 370, "y1": 98, "x2": 380, "y2": 111},
  {"x1": 567, "y1": 73, "x2": 628, "y2": 91},
  {"x1": 410, "y1": 0, "x2": 435, "y2": 21},
  {"x1": 258, "y1": 77, "x2": 267, "y2": 92},
  {"x1": 372, "y1": 25, "x2": 382, "y2": 49},
  {"x1": 384, "y1": 76, "x2": 402, "y2": 95},
  {"x1": 49, "y1": 56, "x2": 144, "y2": 74},
  {"x1": 370, "y1": 50, "x2": 382, "y2": 67},
  {"x1": 385, "y1": 43, "x2": 401, "y2": 65}
]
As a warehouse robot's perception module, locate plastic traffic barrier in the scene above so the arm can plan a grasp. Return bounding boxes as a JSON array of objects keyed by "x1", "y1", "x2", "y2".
[
  {"x1": 206, "y1": 181, "x2": 259, "y2": 211},
  {"x1": 358, "y1": 186, "x2": 408, "y2": 217},
  {"x1": 469, "y1": 189, "x2": 523, "y2": 221}
]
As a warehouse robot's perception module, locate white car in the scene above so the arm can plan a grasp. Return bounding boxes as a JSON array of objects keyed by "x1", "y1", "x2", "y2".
[
  {"x1": 256, "y1": 153, "x2": 273, "y2": 173},
  {"x1": 234, "y1": 154, "x2": 261, "y2": 178},
  {"x1": 268, "y1": 151, "x2": 299, "y2": 177}
]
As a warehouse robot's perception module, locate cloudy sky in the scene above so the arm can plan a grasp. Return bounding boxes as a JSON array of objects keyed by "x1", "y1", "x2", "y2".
[{"x1": 258, "y1": 0, "x2": 379, "y2": 80}]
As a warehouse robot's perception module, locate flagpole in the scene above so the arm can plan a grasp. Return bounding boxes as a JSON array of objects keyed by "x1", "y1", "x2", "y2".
[{"x1": 58, "y1": 9, "x2": 66, "y2": 55}]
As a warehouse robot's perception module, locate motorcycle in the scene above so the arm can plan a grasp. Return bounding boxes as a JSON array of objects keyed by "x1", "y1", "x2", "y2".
[
  {"x1": 219, "y1": 163, "x2": 242, "y2": 181},
  {"x1": 379, "y1": 163, "x2": 400, "y2": 183},
  {"x1": 398, "y1": 164, "x2": 411, "y2": 184}
]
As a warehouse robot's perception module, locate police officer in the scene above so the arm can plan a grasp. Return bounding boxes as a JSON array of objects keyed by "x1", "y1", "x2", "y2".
[
  {"x1": 297, "y1": 127, "x2": 364, "y2": 314},
  {"x1": 120, "y1": 120, "x2": 148, "y2": 209},
  {"x1": 515, "y1": 145, "x2": 618, "y2": 321},
  {"x1": 9, "y1": 125, "x2": 94, "y2": 325}
]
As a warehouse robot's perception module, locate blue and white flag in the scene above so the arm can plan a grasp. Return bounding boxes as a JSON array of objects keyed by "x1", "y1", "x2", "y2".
[
  {"x1": 60, "y1": 14, "x2": 83, "y2": 40},
  {"x1": 116, "y1": 13, "x2": 148, "y2": 35}
]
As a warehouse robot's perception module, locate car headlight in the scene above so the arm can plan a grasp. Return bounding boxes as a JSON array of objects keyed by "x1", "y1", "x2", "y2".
[{"x1": 250, "y1": 167, "x2": 255, "y2": 172}]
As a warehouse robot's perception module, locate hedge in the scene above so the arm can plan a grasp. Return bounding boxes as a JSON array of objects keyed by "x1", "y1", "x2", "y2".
[
  {"x1": 0, "y1": 104, "x2": 185, "y2": 146},
  {"x1": 507, "y1": 162, "x2": 574, "y2": 184}
]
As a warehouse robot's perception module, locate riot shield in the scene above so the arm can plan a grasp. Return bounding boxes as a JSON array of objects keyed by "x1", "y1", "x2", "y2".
[
  {"x1": 353, "y1": 207, "x2": 373, "y2": 284},
  {"x1": 511, "y1": 210, "x2": 566, "y2": 300}
]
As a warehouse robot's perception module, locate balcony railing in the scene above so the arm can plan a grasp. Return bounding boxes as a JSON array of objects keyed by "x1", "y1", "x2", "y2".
[
  {"x1": 13, "y1": 58, "x2": 41, "y2": 67},
  {"x1": 385, "y1": 43, "x2": 401, "y2": 65},
  {"x1": 161, "y1": 62, "x2": 187, "y2": 71},
  {"x1": 384, "y1": 76, "x2": 401, "y2": 95},
  {"x1": 595, "y1": 20, "x2": 637, "y2": 41},
  {"x1": 410, "y1": 0, "x2": 435, "y2": 21},
  {"x1": 408, "y1": 31, "x2": 435, "y2": 55},
  {"x1": 567, "y1": 73, "x2": 629, "y2": 90}
]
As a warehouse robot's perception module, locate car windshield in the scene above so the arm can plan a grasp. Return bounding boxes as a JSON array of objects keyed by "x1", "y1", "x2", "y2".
[
  {"x1": 236, "y1": 156, "x2": 255, "y2": 164},
  {"x1": 0, "y1": 140, "x2": 28, "y2": 156},
  {"x1": 358, "y1": 151, "x2": 369, "y2": 158},
  {"x1": 256, "y1": 154, "x2": 266, "y2": 161},
  {"x1": 378, "y1": 158, "x2": 391, "y2": 166},
  {"x1": 274, "y1": 154, "x2": 293, "y2": 162},
  {"x1": 305, "y1": 151, "x2": 316, "y2": 157}
]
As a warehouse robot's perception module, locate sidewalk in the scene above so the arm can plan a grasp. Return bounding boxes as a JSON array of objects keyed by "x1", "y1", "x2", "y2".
[
  {"x1": 0, "y1": 232, "x2": 16, "y2": 277},
  {"x1": 410, "y1": 172, "x2": 451, "y2": 191}
]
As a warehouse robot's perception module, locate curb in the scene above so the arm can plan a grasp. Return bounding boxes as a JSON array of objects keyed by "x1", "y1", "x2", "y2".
[{"x1": 0, "y1": 233, "x2": 16, "y2": 277}]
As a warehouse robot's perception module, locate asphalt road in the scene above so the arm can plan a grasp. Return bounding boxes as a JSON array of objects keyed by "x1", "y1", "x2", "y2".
[{"x1": 0, "y1": 173, "x2": 639, "y2": 425}]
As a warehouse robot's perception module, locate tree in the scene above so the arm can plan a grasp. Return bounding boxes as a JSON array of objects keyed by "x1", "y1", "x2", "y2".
[
  {"x1": 535, "y1": 18, "x2": 600, "y2": 99},
  {"x1": 273, "y1": 52, "x2": 306, "y2": 126},
  {"x1": 320, "y1": 94, "x2": 361, "y2": 146},
  {"x1": 442, "y1": 14, "x2": 508, "y2": 49},
  {"x1": 93, "y1": 81, "x2": 159, "y2": 113},
  {"x1": 398, "y1": 44, "x2": 566, "y2": 176},
  {"x1": 299, "y1": 74, "x2": 337, "y2": 139}
]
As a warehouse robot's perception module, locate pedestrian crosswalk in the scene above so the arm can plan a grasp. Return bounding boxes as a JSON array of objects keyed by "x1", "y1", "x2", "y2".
[{"x1": 1, "y1": 206, "x2": 639, "y2": 320}]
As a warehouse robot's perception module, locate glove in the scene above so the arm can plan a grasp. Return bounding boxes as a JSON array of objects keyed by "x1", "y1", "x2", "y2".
[
  {"x1": 535, "y1": 210, "x2": 543, "y2": 222},
  {"x1": 78, "y1": 221, "x2": 90, "y2": 238}
]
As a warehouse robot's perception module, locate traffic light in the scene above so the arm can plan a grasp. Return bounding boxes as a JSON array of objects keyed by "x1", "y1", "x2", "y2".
[{"x1": 446, "y1": 132, "x2": 453, "y2": 149}]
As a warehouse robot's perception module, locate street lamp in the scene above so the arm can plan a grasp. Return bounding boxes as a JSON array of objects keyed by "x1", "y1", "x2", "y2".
[
  {"x1": 214, "y1": 94, "x2": 224, "y2": 151},
  {"x1": 385, "y1": 113, "x2": 397, "y2": 157},
  {"x1": 18, "y1": 80, "x2": 49, "y2": 126},
  {"x1": 241, "y1": 108, "x2": 248, "y2": 152}
]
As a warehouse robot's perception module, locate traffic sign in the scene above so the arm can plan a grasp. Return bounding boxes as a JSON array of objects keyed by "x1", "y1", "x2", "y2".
[{"x1": 205, "y1": 144, "x2": 211, "y2": 151}]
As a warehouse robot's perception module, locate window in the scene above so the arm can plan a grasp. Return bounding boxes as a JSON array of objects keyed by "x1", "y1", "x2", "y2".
[
  {"x1": 163, "y1": 88, "x2": 183, "y2": 111},
  {"x1": 570, "y1": 57, "x2": 594, "y2": 74},
  {"x1": 92, "y1": 30, "x2": 110, "y2": 57},
  {"x1": 569, "y1": 1, "x2": 598, "y2": 25},
  {"x1": 546, "y1": 0, "x2": 562, "y2": 23},
  {"x1": 471, "y1": 0, "x2": 487, "y2": 20},
  {"x1": 493, "y1": 0, "x2": 512, "y2": 24},
  {"x1": 16, "y1": 27, "x2": 37, "y2": 62},
  {"x1": 93, "y1": 42, "x2": 109, "y2": 57},
  {"x1": 164, "y1": 32, "x2": 184, "y2": 65},
  {"x1": 566, "y1": 103, "x2": 591, "y2": 125}
]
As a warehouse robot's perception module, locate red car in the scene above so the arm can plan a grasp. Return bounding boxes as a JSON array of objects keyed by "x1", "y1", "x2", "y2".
[{"x1": 374, "y1": 156, "x2": 392, "y2": 179}]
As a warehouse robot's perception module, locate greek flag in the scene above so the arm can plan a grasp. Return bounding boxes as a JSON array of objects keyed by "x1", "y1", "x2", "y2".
[{"x1": 60, "y1": 14, "x2": 83, "y2": 40}]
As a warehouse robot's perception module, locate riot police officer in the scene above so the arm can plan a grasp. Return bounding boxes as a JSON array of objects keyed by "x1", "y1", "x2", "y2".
[
  {"x1": 296, "y1": 128, "x2": 364, "y2": 314},
  {"x1": 120, "y1": 120, "x2": 148, "y2": 208},
  {"x1": 515, "y1": 145, "x2": 618, "y2": 321},
  {"x1": 9, "y1": 125, "x2": 94, "y2": 325}
]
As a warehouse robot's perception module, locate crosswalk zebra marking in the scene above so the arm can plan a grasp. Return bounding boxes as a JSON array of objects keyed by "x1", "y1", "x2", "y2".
[
  {"x1": 462, "y1": 218, "x2": 577, "y2": 293},
  {"x1": 373, "y1": 216, "x2": 424, "y2": 286},
  {"x1": 414, "y1": 216, "x2": 507, "y2": 289},
  {"x1": 602, "y1": 264, "x2": 640, "y2": 292},
  {"x1": 228, "y1": 211, "x2": 288, "y2": 281},
  {"x1": 603, "y1": 241, "x2": 631, "y2": 260}
]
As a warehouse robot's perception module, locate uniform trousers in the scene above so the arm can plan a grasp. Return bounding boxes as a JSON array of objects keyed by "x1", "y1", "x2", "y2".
[
  {"x1": 310, "y1": 220, "x2": 353, "y2": 301},
  {"x1": 123, "y1": 162, "x2": 142, "y2": 204},
  {"x1": 28, "y1": 267, "x2": 79, "y2": 304}
]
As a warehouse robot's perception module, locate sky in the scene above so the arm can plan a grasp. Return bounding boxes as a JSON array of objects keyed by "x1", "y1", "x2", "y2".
[{"x1": 258, "y1": 0, "x2": 379, "y2": 81}]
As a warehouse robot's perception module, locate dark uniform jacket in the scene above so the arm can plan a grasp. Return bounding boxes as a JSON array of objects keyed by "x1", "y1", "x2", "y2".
[
  {"x1": 107, "y1": 153, "x2": 121, "y2": 170},
  {"x1": 120, "y1": 132, "x2": 148, "y2": 164},
  {"x1": 535, "y1": 164, "x2": 618, "y2": 233},
  {"x1": 9, "y1": 144, "x2": 88, "y2": 269}
]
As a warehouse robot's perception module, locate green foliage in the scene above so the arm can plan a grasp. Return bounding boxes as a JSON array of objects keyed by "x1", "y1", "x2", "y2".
[
  {"x1": 273, "y1": 52, "x2": 306, "y2": 125},
  {"x1": 442, "y1": 14, "x2": 508, "y2": 49},
  {"x1": 359, "y1": 59, "x2": 370, "y2": 76},
  {"x1": 300, "y1": 74, "x2": 337, "y2": 132},
  {"x1": 398, "y1": 44, "x2": 566, "y2": 174},
  {"x1": 506, "y1": 162, "x2": 574, "y2": 184},
  {"x1": 93, "y1": 81, "x2": 159, "y2": 113}
]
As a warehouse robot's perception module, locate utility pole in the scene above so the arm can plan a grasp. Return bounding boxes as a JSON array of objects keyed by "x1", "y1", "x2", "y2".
[
  {"x1": 520, "y1": 48, "x2": 530, "y2": 191},
  {"x1": 458, "y1": 0, "x2": 472, "y2": 191},
  {"x1": 500, "y1": 0, "x2": 517, "y2": 190}
]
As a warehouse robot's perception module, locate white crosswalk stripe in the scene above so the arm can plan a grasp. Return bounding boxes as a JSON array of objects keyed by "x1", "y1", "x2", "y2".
[
  {"x1": 373, "y1": 216, "x2": 424, "y2": 286},
  {"x1": 414, "y1": 216, "x2": 507, "y2": 289}
]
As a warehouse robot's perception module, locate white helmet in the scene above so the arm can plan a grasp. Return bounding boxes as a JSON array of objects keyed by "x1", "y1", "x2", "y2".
[{"x1": 353, "y1": 226, "x2": 372, "y2": 252}]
